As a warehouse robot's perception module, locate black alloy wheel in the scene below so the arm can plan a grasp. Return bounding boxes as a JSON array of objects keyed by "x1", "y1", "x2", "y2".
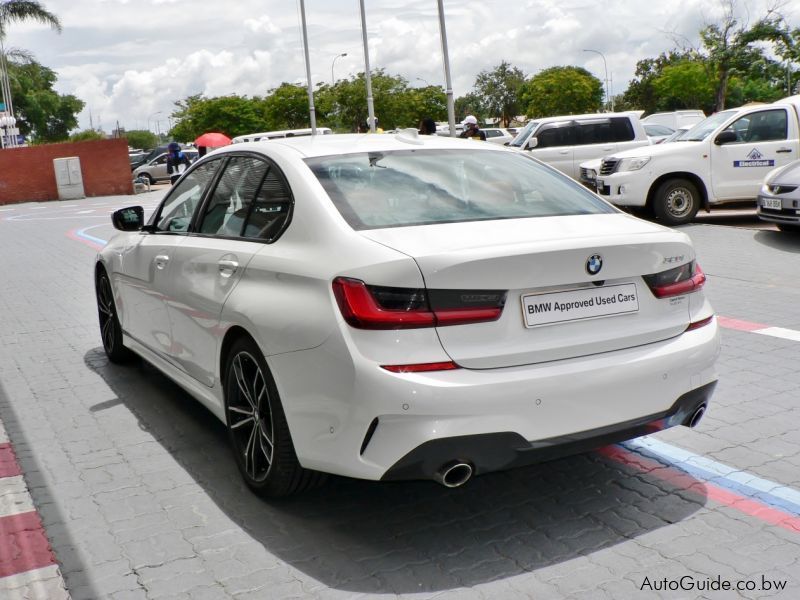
[
  {"x1": 96, "y1": 271, "x2": 134, "y2": 363},
  {"x1": 223, "y1": 337, "x2": 325, "y2": 497}
]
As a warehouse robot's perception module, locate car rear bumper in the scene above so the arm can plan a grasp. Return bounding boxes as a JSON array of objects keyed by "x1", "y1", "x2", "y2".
[
  {"x1": 381, "y1": 380, "x2": 716, "y2": 481},
  {"x1": 269, "y1": 317, "x2": 720, "y2": 482}
]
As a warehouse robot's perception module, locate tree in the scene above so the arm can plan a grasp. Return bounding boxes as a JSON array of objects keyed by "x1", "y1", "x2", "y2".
[
  {"x1": 262, "y1": 83, "x2": 315, "y2": 130},
  {"x1": 8, "y1": 59, "x2": 83, "y2": 141},
  {"x1": 473, "y1": 61, "x2": 526, "y2": 126},
  {"x1": 170, "y1": 94, "x2": 266, "y2": 141},
  {"x1": 454, "y1": 92, "x2": 484, "y2": 122},
  {"x1": 0, "y1": 1, "x2": 60, "y2": 37},
  {"x1": 124, "y1": 129, "x2": 158, "y2": 150},
  {"x1": 651, "y1": 60, "x2": 716, "y2": 113},
  {"x1": 69, "y1": 129, "x2": 104, "y2": 142},
  {"x1": 522, "y1": 66, "x2": 603, "y2": 117},
  {"x1": 698, "y1": 0, "x2": 788, "y2": 110}
]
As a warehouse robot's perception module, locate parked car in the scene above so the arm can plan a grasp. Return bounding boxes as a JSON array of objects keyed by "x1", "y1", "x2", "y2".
[
  {"x1": 507, "y1": 112, "x2": 651, "y2": 180},
  {"x1": 644, "y1": 123, "x2": 676, "y2": 144},
  {"x1": 757, "y1": 159, "x2": 800, "y2": 232},
  {"x1": 594, "y1": 94, "x2": 800, "y2": 225},
  {"x1": 482, "y1": 127, "x2": 514, "y2": 145},
  {"x1": 96, "y1": 131, "x2": 719, "y2": 497},
  {"x1": 232, "y1": 128, "x2": 332, "y2": 143},
  {"x1": 132, "y1": 150, "x2": 199, "y2": 184}
]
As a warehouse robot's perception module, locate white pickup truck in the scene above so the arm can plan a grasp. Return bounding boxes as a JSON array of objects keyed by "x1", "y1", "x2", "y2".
[{"x1": 591, "y1": 95, "x2": 800, "y2": 225}]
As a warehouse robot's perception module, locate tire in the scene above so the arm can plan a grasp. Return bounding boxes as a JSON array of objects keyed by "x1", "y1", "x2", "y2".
[
  {"x1": 223, "y1": 336, "x2": 325, "y2": 497},
  {"x1": 776, "y1": 223, "x2": 800, "y2": 233},
  {"x1": 138, "y1": 172, "x2": 154, "y2": 185},
  {"x1": 653, "y1": 178, "x2": 700, "y2": 226},
  {"x1": 96, "y1": 270, "x2": 134, "y2": 363}
]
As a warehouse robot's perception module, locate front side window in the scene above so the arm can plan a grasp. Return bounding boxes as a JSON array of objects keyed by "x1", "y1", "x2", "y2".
[
  {"x1": 724, "y1": 109, "x2": 788, "y2": 143},
  {"x1": 306, "y1": 149, "x2": 616, "y2": 230},
  {"x1": 152, "y1": 159, "x2": 222, "y2": 232}
]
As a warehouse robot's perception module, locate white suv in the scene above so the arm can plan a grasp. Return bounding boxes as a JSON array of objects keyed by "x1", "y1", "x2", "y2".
[{"x1": 508, "y1": 113, "x2": 651, "y2": 180}]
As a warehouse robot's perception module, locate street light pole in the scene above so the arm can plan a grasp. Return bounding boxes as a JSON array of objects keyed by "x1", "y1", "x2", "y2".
[
  {"x1": 331, "y1": 52, "x2": 347, "y2": 86},
  {"x1": 358, "y1": 0, "x2": 376, "y2": 133},
  {"x1": 583, "y1": 49, "x2": 610, "y2": 112},
  {"x1": 147, "y1": 111, "x2": 162, "y2": 134},
  {"x1": 299, "y1": 0, "x2": 317, "y2": 134},
  {"x1": 437, "y1": 0, "x2": 456, "y2": 137}
]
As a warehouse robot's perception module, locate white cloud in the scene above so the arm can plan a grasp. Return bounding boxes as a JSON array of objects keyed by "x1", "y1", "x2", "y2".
[{"x1": 3, "y1": 0, "x2": 797, "y2": 132}]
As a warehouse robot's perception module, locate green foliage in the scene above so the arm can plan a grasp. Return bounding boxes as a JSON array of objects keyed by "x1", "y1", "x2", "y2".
[
  {"x1": 454, "y1": 92, "x2": 484, "y2": 122},
  {"x1": 170, "y1": 94, "x2": 266, "y2": 141},
  {"x1": 651, "y1": 60, "x2": 715, "y2": 113},
  {"x1": 473, "y1": 61, "x2": 526, "y2": 126},
  {"x1": 522, "y1": 66, "x2": 603, "y2": 117},
  {"x1": 262, "y1": 83, "x2": 316, "y2": 130},
  {"x1": 7, "y1": 59, "x2": 84, "y2": 142},
  {"x1": 69, "y1": 129, "x2": 104, "y2": 142},
  {"x1": 124, "y1": 129, "x2": 158, "y2": 150}
]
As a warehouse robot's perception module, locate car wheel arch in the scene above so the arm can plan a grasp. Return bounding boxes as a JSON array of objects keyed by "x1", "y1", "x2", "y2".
[
  {"x1": 646, "y1": 172, "x2": 709, "y2": 212},
  {"x1": 219, "y1": 325, "x2": 262, "y2": 387}
]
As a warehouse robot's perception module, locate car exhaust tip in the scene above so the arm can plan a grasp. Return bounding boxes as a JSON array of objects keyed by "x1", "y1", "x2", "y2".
[
  {"x1": 686, "y1": 404, "x2": 707, "y2": 428},
  {"x1": 434, "y1": 461, "x2": 473, "y2": 488}
]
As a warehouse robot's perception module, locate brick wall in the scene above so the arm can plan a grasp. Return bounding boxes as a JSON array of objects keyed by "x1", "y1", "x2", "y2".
[{"x1": 0, "y1": 139, "x2": 133, "y2": 205}]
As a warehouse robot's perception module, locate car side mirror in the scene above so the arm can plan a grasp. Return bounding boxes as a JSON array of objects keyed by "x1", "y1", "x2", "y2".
[
  {"x1": 112, "y1": 206, "x2": 144, "y2": 231},
  {"x1": 714, "y1": 130, "x2": 737, "y2": 145},
  {"x1": 526, "y1": 137, "x2": 539, "y2": 150}
]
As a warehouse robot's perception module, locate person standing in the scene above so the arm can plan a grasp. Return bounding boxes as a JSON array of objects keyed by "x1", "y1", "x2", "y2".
[
  {"x1": 166, "y1": 142, "x2": 192, "y2": 184},
  {"x1": 419, "y1": 117, "x2": 437, "y2": 135},
  {"x1": 459, "y1": 115, "x2": 486, "y2": 141}
]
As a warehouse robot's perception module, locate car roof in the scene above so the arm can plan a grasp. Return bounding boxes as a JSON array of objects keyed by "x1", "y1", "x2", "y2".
[{"x1": 209, "y1": 131, "x2": 511, "y2": 159}]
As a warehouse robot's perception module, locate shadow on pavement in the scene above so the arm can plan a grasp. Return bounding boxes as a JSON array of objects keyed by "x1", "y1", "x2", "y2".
[
  {"x1": 754, "y1": 229, "x2": 800, "y2": 253},
  {"x1": 84, "y1": 348, "x2": 704, "y2": 594}
]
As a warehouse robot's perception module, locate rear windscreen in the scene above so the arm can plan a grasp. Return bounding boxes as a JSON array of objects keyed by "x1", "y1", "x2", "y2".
[{"x1": 305, "y1": 149, "x2": 616, "y2": 230}]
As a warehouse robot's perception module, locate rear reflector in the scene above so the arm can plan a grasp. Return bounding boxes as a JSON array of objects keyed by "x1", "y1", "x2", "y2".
[
  {"x1": 332, "y1": 277, "x2": 506, "y2": 329},
  {"x1": 381, "y1": 361, "x2": 459, "y2": 373},
  {"x1": 685, "y1": 315, "x2": 714, "y2": 331},
  {"x1": 644, "y1": 262, "x2": 706, "y2": 299}
]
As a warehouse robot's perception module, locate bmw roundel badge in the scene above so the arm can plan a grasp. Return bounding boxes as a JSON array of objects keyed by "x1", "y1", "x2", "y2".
[{"x1": 586, "y1": 254, "x2": 603, "y2": 275}]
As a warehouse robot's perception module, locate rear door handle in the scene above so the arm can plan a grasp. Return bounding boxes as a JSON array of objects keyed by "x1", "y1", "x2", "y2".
[
  {"x1": 218, "y1": 259, "x2": 239, "y2": 277},
  {"x1": 776, "y1": 148, "x2": 793, "y2": 153},
  {"x1": 558, "y1": 150, "x2": 570, "y2": 155},
  {"x1": 154, "y1": 254, "x2": 170, "y2": 270}
]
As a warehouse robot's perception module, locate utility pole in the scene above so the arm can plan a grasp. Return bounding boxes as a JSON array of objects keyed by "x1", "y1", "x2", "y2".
[
  {"x1": 437, "y1": 0, "x2": 456, "y2": 136},
  {"x1": 359, "y1": 0, "x2": 376, "y2": 132},
  {"x1": 299, "y1": 0, "x2": 317, "y2": 134}
]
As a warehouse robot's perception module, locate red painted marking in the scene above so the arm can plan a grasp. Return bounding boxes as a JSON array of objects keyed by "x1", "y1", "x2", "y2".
[
  {"x1": 0, "y1": 511, "x2": 57, "y2": 578},
  {"x1": 716, "y1": 316, "x2": 768, "y2": 332},
  {"x1": 0, "y1": 444, "x2": 21, "y2": 479},
  {"x1": 65, "y1": 227, "x2": 103, "y2": 251},
  {"x1": 600, "y1": 446, "x2": 800, "y2": 534}
]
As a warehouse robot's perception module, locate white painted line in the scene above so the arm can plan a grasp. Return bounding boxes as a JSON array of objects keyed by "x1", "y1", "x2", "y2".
[
  {"x1": 0, "y1": 208, "x2": 14, "y2": 212},
  {"x1": 0, "y1": 476, "x2": 36, "y2": 518},
  {"x1": 60, "y1": 205, "x2": 77, "y2": 208},
  {"x1": 0, "y1": 421, "x2": 7, "y2": 445},
  {"x1": 29, "y1": 206, "x2": 47, "y2": 210},
  {"x1": 754, "y1": 326, "x2": 800, "y2": 343},
  {"x1": 0, "y1": 565, "x2": 70, "y2": 600},
  {"x1": 75, "y1": 210, "x2": 95, "y2": 215}
]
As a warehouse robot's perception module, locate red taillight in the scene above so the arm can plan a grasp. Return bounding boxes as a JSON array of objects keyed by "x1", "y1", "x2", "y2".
[
  {"x1": 381, "y1": 361, "x2": 460, "y2": 373},
  {"x1": 685, "y1": 315, "x2": 714, "y2": 331},
  {"x1": 332, "y1": 277, "x2": 506, "y2": 329},
  {"x1": 644, "y1": 262, "x2": 706, "y2": 299}
]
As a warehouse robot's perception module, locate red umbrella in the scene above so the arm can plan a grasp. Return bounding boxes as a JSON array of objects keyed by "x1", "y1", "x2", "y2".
[{"x1": 194, "y1": 132, "x2": 231, "y2": 147}]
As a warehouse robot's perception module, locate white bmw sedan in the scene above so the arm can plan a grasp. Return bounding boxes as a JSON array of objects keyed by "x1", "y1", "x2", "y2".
[{"x1": 96, "y1": 130, "x2": 720, "y2": 497}]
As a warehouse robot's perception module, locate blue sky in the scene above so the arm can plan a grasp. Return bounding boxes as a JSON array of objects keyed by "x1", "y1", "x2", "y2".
[{"x1": 8, "y1": 0, "x2": 798, "y2": 132}]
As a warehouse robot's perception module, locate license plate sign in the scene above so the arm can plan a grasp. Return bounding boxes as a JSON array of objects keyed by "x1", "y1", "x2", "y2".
[
  {"x1": 522, "y1": 283, "x2": 639, "y2": 328},
  {"x1": 762, "y1": 197, "x2": 782, "y2": 210}
]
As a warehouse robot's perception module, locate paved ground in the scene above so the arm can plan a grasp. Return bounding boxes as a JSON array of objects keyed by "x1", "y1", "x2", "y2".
[{"x1": 0, "y1": 195, "x2": 798, "y2": 599}]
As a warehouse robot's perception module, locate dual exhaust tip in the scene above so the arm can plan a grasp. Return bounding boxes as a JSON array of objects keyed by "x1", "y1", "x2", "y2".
[{"x1": 433, "y1": 461, "x2": 474, "y2": 488}]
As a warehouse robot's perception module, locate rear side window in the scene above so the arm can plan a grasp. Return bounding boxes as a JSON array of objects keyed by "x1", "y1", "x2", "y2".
[
  {"x1": 610, "y1": 117, "x2": 635, "y2": 142},
  {"x1": 576, "y1": 121, "x2": 614, "y2": 145},
  {"x1": 305, "y1": 149, "x2": 615, "y2": 230},
  {"x1": 196, "y1": 155, "x2": 293, "y2": 241}
]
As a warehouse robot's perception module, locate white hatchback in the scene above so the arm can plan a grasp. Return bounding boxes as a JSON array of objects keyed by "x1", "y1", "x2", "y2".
[{"x1": 96, "y1": 130, "x2": 720, "y2": 497}]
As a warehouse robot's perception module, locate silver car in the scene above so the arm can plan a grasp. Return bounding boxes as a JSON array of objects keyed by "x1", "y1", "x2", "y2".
[
  {"x1": 133, "y1": 150, "x2": 198, "y2": 184},
  {"x1": 758, "y1": 160, "x2": 800, "y2": 232}
]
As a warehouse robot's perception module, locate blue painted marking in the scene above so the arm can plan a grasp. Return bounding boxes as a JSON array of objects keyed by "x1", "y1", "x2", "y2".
[
  {"x1": 76, "y1": 225, "x2": 108, "y2": 246},
  {"x1": 624, "y1": 437, "x2": 800, "y2": 517}
]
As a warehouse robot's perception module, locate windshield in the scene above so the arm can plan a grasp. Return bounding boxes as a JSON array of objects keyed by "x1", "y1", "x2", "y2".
[
  {"x1": 508, "y1": 121, "x2": 539, "y2": 148},
  {"x1": 305, "y1": 149, "x2": 616, "y2": 230},
  {"x1": 681, "y1": 111, "x2": 737, "y2": 141}
]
